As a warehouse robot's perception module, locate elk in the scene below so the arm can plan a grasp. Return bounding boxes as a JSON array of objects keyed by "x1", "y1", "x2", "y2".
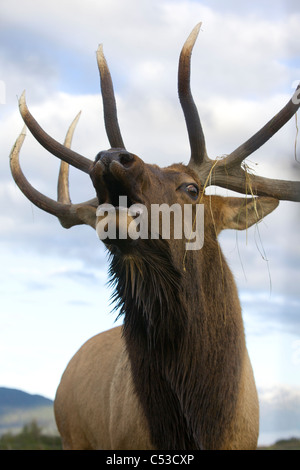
[{"x1": 10, "y1": 23, "x2": 300, "y2": 450}]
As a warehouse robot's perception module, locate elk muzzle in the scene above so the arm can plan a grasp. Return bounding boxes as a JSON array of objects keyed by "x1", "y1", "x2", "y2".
[{"x1": 90, "y1": 149, "x2": 147, "y2": 248}]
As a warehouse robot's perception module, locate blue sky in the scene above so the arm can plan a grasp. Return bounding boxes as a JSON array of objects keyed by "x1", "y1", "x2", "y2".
[{"x1": 1, "y1": 0, "x2": 300, "y2": 445}]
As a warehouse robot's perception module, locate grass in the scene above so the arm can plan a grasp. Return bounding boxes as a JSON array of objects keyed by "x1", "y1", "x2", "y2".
[
  {"x1": 258, "y1": 437, "x2": 300, "y2": 450},
  {"x1": 0, "y1": 421, "x2": 62, "y2": 450}
]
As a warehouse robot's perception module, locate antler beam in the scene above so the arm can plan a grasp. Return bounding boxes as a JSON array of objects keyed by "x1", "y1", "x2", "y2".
[
  {"x1": 210, "y1": 164, "x2": 300, "y2": 201},
  {"x1": 223, "y1": 84, "x2": 300, "y2": 168},
  {"x1": 10, "y1": 117, "x2": 97, "y2": 229},
  {"x1": 18, "y1": 92, "x2": 93, "y2": 174},
  {"x1": 203, "y1": 88, "x2": 300, "y2": 201}
]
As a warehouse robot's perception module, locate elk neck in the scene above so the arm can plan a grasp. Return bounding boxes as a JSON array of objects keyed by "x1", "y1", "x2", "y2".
[{"x1": 107, "y1": 234, "x2": 245, "y2": 450}]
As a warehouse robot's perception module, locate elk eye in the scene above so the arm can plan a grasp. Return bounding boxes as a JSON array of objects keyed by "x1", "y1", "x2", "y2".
[{"x1": 184, "y1": 183, "x2": 199, "y2": 199}]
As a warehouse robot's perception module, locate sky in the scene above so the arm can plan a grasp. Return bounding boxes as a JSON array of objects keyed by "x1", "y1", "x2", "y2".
[{"x1": 0, "y1": 0, "x2": 300, "y2": 446}]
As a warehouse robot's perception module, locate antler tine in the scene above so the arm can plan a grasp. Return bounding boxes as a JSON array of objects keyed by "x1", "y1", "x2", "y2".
[
  {"x1": 19, "y1": 92, "x2": 93, "y2": 174},
  {"x1": 10, "y1": 122, "x2": 97, "y2": 229},
  {"x1": 58, "y1": 111, "x2": 82, "y2": 204},
  {"x1": 178, "y1": 22, "x2": 209, "y2": 167},
  {"x1": 10, "y1": 126, "x2": 71, "y2": 221},
  {"x1": 223, "y1": 83, "x2": 300, "y2": 169},
  {"x1": 96, "y1": 44, "x2": 125, "y2": 149},
  {"x1": 208, "y1": 83, "x2": 300, "y2": 202}
]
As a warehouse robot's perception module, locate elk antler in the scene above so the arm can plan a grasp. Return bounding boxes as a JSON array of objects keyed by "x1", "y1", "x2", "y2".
[
  {"x1": 10, "y1": 114, "x2": 97, "y2": 229},
  {"x1": 178, "y1": 22, "x2": 209, "y2": 166},
  {"x1": 96, "y1": 44, "x2": 125, "y2": 149},
  {"x1": 11, "y1": 22, "x2": 300, "y2": 222},
  {"x1": 18, "y1": 92, "x2": 93, "y2": 174},
  {"x1": 179, "y1": 24, "x2": 300, "y2": 202},
  {"x1": 11, "y1": 43, "x2": 128, "y2": 228}
]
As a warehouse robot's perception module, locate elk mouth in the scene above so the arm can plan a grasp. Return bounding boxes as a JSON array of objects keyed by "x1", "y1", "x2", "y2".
[
  {"x1": 95, "y1": 198, "x2": 145, "y2": 250},
  {"x1": 101, "y1": 174, "x2": 137, "y2": 209},
  {"x1": 90, "y1": 149, "x2": 144, "y2": 207},
  {"x1": 90, "y1": 155, "x2": 146, "y2": 249}
]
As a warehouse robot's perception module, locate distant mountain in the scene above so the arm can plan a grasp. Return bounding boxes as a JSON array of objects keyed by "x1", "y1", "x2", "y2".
[
  {"x1": 0, "y1": 387, "x2": 58, "y2": 436},
  {"x1": 0, "y1": 387, "x2": 53, "y2": 410}
]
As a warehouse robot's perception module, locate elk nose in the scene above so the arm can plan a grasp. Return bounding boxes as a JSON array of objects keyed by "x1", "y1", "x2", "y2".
[{"x1": 95, "y1": 149, "x2": 134, "y2": 169}]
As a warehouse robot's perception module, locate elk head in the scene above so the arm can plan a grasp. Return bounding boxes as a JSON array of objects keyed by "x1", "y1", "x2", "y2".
[{"x1": 10, "y1": 23, "x2": 300, "y2": 263}]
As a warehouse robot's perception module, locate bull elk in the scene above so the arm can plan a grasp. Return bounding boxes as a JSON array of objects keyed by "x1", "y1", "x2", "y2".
[{"x1": 9, "y1": 23, "x2": 300, "y2": 450}]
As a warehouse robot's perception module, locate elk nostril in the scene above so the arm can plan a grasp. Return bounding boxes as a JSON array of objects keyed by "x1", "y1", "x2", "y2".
[
  {"x1": 94, "y1": 150, "x2": 134, "y2": 169},
  {"x1": 119, "y1": 152, "x2": 134, "y2": 168}
]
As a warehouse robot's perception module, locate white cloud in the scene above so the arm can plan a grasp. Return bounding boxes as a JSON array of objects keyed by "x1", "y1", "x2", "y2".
[{"x1": 259, "y1": 386, "x2": 300, "y2": 445}]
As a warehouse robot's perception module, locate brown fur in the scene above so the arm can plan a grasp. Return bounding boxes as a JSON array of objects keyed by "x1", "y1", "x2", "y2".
[{"x1": 54, "y1": 156, "x2": 278, "y2": 450}]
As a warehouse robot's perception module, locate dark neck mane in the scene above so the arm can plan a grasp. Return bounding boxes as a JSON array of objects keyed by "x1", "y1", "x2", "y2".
[{"x1": 108, "y1": 240, "x2": 244, "y2": 450}]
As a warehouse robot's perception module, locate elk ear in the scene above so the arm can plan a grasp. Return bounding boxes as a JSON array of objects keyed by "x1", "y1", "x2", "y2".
[{"x1": 220, "y1": 196, "x2": 279, "y2": 231}]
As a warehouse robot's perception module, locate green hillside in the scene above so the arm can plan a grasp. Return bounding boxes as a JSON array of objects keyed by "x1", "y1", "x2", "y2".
[
  {"x1": 259, "y1": 438, "x2": 300, "y2": 450},
  {"x1": 0, "y1": 387, "x2": 58, "y2": 436},
  {"x1": 0, "y1": 421, "x2": 62, "y2": 450},
  {"x1": 0, "y1": 387, "x2": 52, "y2": 409}
]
